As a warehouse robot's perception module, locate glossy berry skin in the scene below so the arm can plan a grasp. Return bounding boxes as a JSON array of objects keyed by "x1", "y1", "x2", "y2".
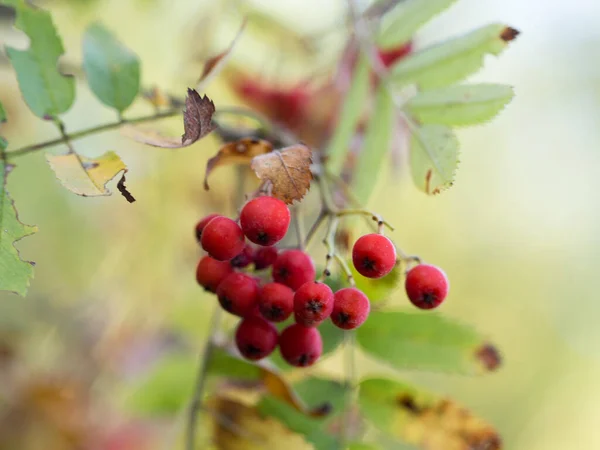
[
  {"x1": 272, "y1": 250, "x2": 316, "y2": 291},
  {"x1": 194, "y1": 213, "x2": 220, "y2": 243},
  {"x1": 254, "y1": 246, "x2": 278, "y2": 270},
  {"x1": 230, "y1": 244, "x2": 254, "y2": 268},
  {"x1": 405, "y1": 264, "x2": 449, "y2": 310},
  {"x1": 195, "y1": 256, "x2": 233, "y2": 293},
  {"x1": 216, "y1": 273, "x2": 259, "y2": 317},
  {"x1": 235, "y1": 316, "x2": 278, "y2": 361},
  {"x1": 352, "y1": 234, "x2": 396, "y2": 279},
  {"x1": 294, "y1": 282, "x2": 334, "y2": 327},
  {"x1": 240, "y1": 196, "x2": 291, "y2": 246},
  {"x1": 331, "y1": 288, "x2": 370, "y2": 330},
  {"x1": 279, "y1": 323, "x2": 322, "y2": 367},
  {"x1": 201, "y1": 216, "x2": 245, "y2": 261},
  {"x1": 259, "y1": 282, "x2": 294, "y2": 322}
]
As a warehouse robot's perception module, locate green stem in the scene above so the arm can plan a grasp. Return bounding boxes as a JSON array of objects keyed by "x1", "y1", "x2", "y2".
[
  {"x1": 340, "y1": 331, "x2": 357, "y2": 448},
  {"x1": 335, "y1": 209, "x2": 394, "y2": 232}
]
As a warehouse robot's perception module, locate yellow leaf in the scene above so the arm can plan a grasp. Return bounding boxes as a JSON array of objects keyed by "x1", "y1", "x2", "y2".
[
  {"x1": 46, "y1": 151, "x2": 129, "y2": 197},
  {"x1": 210, "y1": 397, "x2": 314, "y2": 450}
]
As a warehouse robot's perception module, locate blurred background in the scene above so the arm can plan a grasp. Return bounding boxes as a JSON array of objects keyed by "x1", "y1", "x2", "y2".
[{"x1": 0, "y1": 0, "x2": 598, "y2": 449}]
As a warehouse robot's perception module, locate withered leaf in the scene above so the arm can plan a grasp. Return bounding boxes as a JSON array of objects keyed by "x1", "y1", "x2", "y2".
[
  {"x1": 122, "y1": 89, "x2": 215, "y2": 148},
  {"x1": 204, "y1": 138, "x2": 272, "y2": 190},
  {"x1": 250, "y1": 144, "x2": 313, "y2": 204},
  {"x1": 360, "y1": 378, "x2": 502, "y2": 450},
  {"x1": 197, "y1": 19, "x2": 247, "y2": 92}
]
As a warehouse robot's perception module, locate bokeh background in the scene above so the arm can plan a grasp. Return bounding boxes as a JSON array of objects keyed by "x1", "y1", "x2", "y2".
[{"x1": 1, "y1": 0, "x2": 598, "y2": 449}]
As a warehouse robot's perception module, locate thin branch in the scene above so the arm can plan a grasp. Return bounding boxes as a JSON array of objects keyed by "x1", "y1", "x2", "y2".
[
  {"x1": 335, "y1": 208, "x2": 394, "y2": 232},
  {"x1": 303, "y1": 208, "x2": 327, "y2": 249},
  {"x1": 186, "y1": 305, "x2": 222, "y2": 450}
]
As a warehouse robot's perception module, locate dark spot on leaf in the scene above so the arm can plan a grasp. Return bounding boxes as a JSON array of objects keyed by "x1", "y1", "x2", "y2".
[
  {"x1": 476, "y1": 343, "x2": 502, "y2": 371},
  {"x1": 425, "y1": 169, "x2": 432, "y2": 194},
  {"x1": 396, "y1": 394, "x2": 422, "y2": 414},
  {"x1": 117, "y1": 173, "x2": 136, "y2": 203},
  {"x1": 250, "y1": 138, "x2": 260, "y2": 145},
  {"x1": 310, "y1": 402, "x2": 332, "y2": 417},
  {"x1": 500, "y1": 27, "x2": 520, "y2": 42}
]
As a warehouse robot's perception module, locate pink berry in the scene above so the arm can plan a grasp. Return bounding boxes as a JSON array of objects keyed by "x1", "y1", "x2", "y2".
[
  {"x1": 240, "y1": 196, "x2": 290, "y2": 246},
  {"x1": 405, "y1": 264, "x2": 449, "y2": 310},
  {"x1": 194, "y1": 213, "x2": 220, "y2": 243},
  {"x1": 216, "y1": 273, "x2": 259, "y2": 317},
  {"x1": 331, "y1": 287, "x2": 370, "y2": 330},
  {"x1": 195, "y1": 256, "x2": 233, "y2": 293},
  {"x1": 352, "y1": 234, "x2": 396, "y2": 279},
  {"x1": 279, "y1": 323, "x2": 322, "y2": 367},
  {"x1": 272, "y1": 250, "x2": 316, "y2": 291},
  {"x1": 201, "y1": 216, "x2": 245, "y2": 261},
  {"x1": 293, "y1": 281, "x2": 334, "y2": 327},
  {"x1": 259, "y1": 282, "x2": 294, "y2": 322},
  {"x1": 235, "y1": 316, "x2": 278, "y2": 360}
]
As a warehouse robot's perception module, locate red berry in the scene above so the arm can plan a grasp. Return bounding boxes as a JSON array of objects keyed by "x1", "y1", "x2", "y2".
[
  {"x1": 254, "y1": 246, "x2": 278, "y2": 270},
  {"x1": 201, "y1": 216, "x2": 245, "y2": 261},
  {"x1": 194, "y1": 213, "x2": 220, "y2": 243},
  {"x1": 195, "y1": 256, "x2": 233, "y2": 293},
  {"x1": 331, "y1": 287, "x2": 370, "y2": 330},
  {"x1": 259, "y1": 282, "x2": 294, "y2": 322},
  {"x1": 279, "y1": 323, "x2": 322, "y2": 367},
  {"x1": 216, "y1": 273, "x2": 259, "y2": 317},
  {"x1": 230, "y1": 244, "x2": 254, "y2": 268},
  {"x1": 240, "y1": 196, "x2": 291, "y2": 246},
  {"x1": 235, "y1": 316, "x2": 278, "y2": 361},
  {"x1": 405, "y1": 264, "x2": 449, "y2": 310},
  {"x1": 293, "y1": 281, "x2": 334, "y2": 327},
  {"x1": 272, "y1": 250, "x2": 316, "y2": 291},
  {"x1": 352, "y1": 234, "x2": 396, "y2": 279},
  {"x1": 377, "y1": 41, "x2": 413, "y2": 68}
]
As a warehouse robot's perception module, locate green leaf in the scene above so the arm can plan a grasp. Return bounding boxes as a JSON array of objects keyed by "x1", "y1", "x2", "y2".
[
  {"x1": 356, "y1": 311, "x2": 500, "y2": 374},
  {"x1": 83, "y1": 23, "x2": 141, "y2": 112},
  {"x1": 292, "y1": 377, "x2": 347, "y2": 424},
  {"x1": 377, "y1": 0, "x2": 458, "y2": 48},
  {"x1": 409, "y1": 124, "x2": 458, "y2": 195},
  {"x1": 209, "y1": 347, "x2": 263, "y2": 380},
  {"x1": 126, "y1": 354, "x2": 195, "y2": 415},
  {"x1": 391, "y1": 23, "x2": 519, "y2": 89},
  {"x1": 406, "y1": 83, "x2": 514, "y2": 126},
  {"x1": 257, "y1": 396, "x2": 340, "y2": 450},
  {"x1": 0, "y1": 107, "x2": 37, "y2": 296},
  {"x1": 326, "y1": 55, "x2": 370, "y2": 175},
  {"x1": 352, "y1": 83, "x2": 395, "y2": 205},
  {"x1": 320, "y1": 318, "x2": 345, "y2": 356},
  {"x1": 347, "y1": 443, "x2": 380, "y2": 450},
  {"x1": 46, "y1": 151, "x2": 128, "y2": 197},
  {"x1": 350, "y1": 260, "x2": 402, "y2": 305},
  {"x1": 358, "y1": 378, "x2": 501, "y2": 450},
  {"x1": 3, "y1": 0, "x2": 75, "y2": 118}
]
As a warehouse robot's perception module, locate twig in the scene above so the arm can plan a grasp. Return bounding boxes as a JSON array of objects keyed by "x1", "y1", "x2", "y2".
[
  {"x1": 303, "y1": 208, "x2": 327, "y2": 249},
  {"x1": 186, "y1": 305, "x2": 222, "y2": 450},
  {"x1": 335, "y1": 208, "x2": 394, "y2": 232}
]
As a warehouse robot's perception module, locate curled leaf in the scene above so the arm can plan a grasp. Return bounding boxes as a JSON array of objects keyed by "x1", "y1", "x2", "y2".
[
  {"x1": 197, "y1": 19, "x2": 247, "y2": 92},
  {"x1": 204, "y1": 138, "x2": 272, "y2": 190},
  {"x1": 46, "y1": 151, "x2": 130, "y2": 198},
  {"x1": 250, "y1": 144, "x2": 313, "y2": 204},
  {"x1": 359, "y1": 378, "x2": 502, "y2": 450},
  {"x1": 122, "y1": 89, "x2": 215, "y2": 148}
]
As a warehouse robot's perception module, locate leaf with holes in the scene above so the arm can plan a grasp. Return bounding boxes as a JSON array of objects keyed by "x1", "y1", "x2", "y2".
[
  {"x1": 122, "y1": 89, "x2": 215, "y2": 148},
  {"x1": 359, "y1": 378, "x2": 502, "y2": 450},
  {"x1": 409, "y1": 124, "x2": 459, "y2": 194},
  {"x1": 356, "y1": 311, "x2": 501, "y2": 374},
  {"x1": 406, "y1": 84, "x2": 514, "y2": 126},
  {"x1": 377, "y1": 0, "x2": 459, "y2": 48},
  {"x1": 4, "y1": 0, "x2": 75, "y2": 118},
  {"x1": 0, "y1": 110, "x2": 37, "y2": 296},
  {"x1": 204, "y1": 138, "x2": 272, "y2": 190},
  {"x1": 390, "y1": 24, "x2": 519, "y2": 89},
  {"x1": 83, "y1": 23, "x2": 141, "y2": 112},
  {"x1": 46, "y1": 151, "x2": 130, "y2": 198},
  {"x1": 250, "y1": 144, "x2": 312, "y2": 204}
]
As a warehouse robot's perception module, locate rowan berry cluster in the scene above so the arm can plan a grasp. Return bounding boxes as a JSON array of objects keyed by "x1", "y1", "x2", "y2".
[{"x1": 194, "y1": 195, "x2": 449, "y2": 367}]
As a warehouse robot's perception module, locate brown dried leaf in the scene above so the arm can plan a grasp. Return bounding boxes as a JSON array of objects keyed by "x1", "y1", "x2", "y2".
[
  {"x1": 197, "y1": 19, "x2": 247, "y2": 92},
  {"x1": 122, "y1": 89, "x2": 215, "y2": 148},
  {"x1": 209, "y1": 396, "x2": 312, "y2": 450},
  {"x1": 250, "y1": 144, "x2": 313, "y2": 204},
  {"x1": 204, "y1": 138, "x2": 272, "y2": 190}
]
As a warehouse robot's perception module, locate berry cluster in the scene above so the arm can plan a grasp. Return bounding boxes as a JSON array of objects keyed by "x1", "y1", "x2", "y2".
[{"x1": 195, "y1": 196, "x2": 450, "y2": 368}]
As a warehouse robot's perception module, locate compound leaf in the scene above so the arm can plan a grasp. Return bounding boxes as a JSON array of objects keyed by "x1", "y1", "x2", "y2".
[
  {"x1": 391, "y1": 24, "x2": 519, "y2": 89},
  {"x1": 406, "y1": 84, "x2": 514, "y2": 126},
  {"x1": 4, "y1": 0, "x2": 75, "y2": 118},
  {"x1": 83, "y1": 23, "x2": 141, "y2": 112},
  {"x1": 356, "y1": 311, "x2": 501, "y2": 374}
]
